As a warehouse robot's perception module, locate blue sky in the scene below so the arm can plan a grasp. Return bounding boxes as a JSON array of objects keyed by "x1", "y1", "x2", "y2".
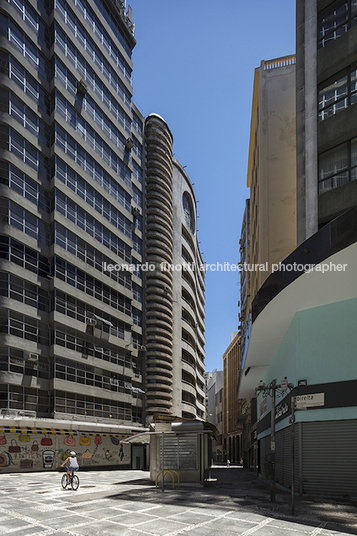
[{"x1": 129, "y1": 0, "x2": 296, "y2": 372}]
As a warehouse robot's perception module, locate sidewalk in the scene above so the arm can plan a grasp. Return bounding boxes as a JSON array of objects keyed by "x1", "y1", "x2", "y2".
[
  {"x1": 0, "y1": 467, "x2": 356, "y2": 535},
  {"x1": 206, "y1": 466, "x2": 357, "y2": 529}
]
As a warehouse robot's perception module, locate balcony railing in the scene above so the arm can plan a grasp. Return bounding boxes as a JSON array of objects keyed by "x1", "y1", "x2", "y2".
[{"x1": 263, "y1": 55, "x2": 296, "y2": 70}]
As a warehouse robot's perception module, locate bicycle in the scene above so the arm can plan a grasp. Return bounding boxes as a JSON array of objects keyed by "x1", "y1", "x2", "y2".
[{"x1": 61, "y1": 471, "x2": 80, "y2": 491}]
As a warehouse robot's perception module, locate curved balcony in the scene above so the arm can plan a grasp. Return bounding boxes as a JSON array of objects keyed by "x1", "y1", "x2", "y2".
[
  {"x1": 146, "y1": 377, "x2": 172, "y2": 390},
  {"x1": 146, "y1": 361, "x2": 172, "y2": 374},
  {"x1": 146, "y1": 404, "x2": 172, "y2": 415},
  {"x1": 146, "y1": 246, "x2": 172, "y2": 265},
  {"x1": 181, "y1": 400, "x2": 197, "y2": 416},
  {"x1": 146, "y1": 304, "x2": 173, "y2": 321},
  {"x1": 146, "y1": 320, "x2": 173, "y2": 336},
  {"x1": 182, "y1": 359, "x2": 196, "y2": 376},
  {"x1": 146, "y1": 390, "x2": 172, "y2": 401},
  {"x1": 181, "y1": 381, "x2": 197, "y2": 398},
  {"x1": 147, "y1": 356, "x2": 173, "y2": 369}
]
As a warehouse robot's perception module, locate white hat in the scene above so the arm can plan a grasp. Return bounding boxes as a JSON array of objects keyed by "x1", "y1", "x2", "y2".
[{"x1": 70, "y1": 451, "x2": 76, "y2": 456}]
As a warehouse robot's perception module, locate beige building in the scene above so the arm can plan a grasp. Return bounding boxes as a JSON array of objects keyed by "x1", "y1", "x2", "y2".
[
  {"x1": 237, "y1": 56, "x2": 297, "y2": 470},
  {"x1": 247, "y1": 56, "x2": 297, "y2": 299}
]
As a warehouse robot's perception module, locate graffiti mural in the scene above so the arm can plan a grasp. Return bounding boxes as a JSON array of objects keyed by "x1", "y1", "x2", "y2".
[{"x1": 0, "y1": 426, "x2": 131, "y2": 473}]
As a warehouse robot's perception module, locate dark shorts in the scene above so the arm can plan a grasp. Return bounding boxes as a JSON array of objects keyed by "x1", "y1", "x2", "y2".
[{"x1": 68, "y1": 467, "x2": 79, "y2": 472}]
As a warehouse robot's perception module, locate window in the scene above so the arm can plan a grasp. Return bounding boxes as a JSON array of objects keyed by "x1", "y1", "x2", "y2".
[
  {"x1": 318, "y1": 0, "x2": 357, "y2": 49},
  {"x1": 182, "y1": 192, "x2": 195, "y2": 233},
  {"x1": 1, "y1": 199, "x2": 50, "y2": 245},
  {"x1": 8, "y1": 18, "x2": 51, "y2": 80},
  {"x1": 52, "y1": 289, "x2": 130, "y2": 339},
  {"x1": 319, "y1": 138, "x2": 357, "y2": 192},
  {"x1": 8, "y1": 130, "x2": 50, "y2": 180},
  {"x1": 54, "y1": 190, "x2": 132, "y2": 248},
  {"x1": 55, "y1": 124, "x2": 132, "y2": 187},
  {"x1": 52, "y1": 256, "x2": 132, "y2": 313},
  {"x1": 318, "y1": 65, "x2": 357, "y2": 121},
  {"x1": 0, "y1": 163, "x2": 51, "y2": 212}
]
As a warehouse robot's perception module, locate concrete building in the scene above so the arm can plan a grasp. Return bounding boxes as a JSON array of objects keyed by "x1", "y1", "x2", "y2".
[
  {"x1": 144, "y1": 114, "x2": 206, "y2": 423},
  {"x1": 206, "y1": 370, "x2": 223, "y2": 461},
  {"x1": 296, "y1": 0, "x2": 357, "y2": 243},
  {"x1": 239, "y1": 1, "x2": 357, "y2": 496},
  {"x1": 0, "y1": 0, "x2": 145, "y2": 428}
]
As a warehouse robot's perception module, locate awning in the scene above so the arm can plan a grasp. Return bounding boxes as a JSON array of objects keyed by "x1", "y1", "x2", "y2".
[{"x1": 123, "y1": 432, "x2": 151, "y2": 444}]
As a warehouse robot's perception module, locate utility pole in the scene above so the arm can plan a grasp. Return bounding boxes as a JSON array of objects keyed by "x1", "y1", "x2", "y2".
[
  {"x1": 290, "y1": 396, "x2": 295, "y2": 515},
  {"x1": 270, "y1": 379, "x2": 276, "y2": 502},
  {"x1": 255, "y1": 377, "x2": 293, "y2": 503}
]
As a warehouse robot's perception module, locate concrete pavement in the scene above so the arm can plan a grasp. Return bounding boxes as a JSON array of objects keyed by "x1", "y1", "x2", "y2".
[{"x1": 0, "y1": 466, "x2": 356, "y2": 535}]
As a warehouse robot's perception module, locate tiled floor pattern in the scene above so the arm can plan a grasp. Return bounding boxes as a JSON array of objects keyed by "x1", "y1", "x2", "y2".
[{"x1": 0, "y1": 471, "x2": 355, "y2": 536}]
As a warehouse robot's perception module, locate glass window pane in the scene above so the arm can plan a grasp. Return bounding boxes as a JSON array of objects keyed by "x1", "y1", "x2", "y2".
[{"x1": 319, "y1": 143, "x2": 348, "y2": 181}]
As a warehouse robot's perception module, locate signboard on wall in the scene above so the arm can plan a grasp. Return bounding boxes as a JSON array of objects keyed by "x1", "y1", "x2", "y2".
[
  {"x1": 156, "y1": 423, "x2": 172, "y2": 433},
  {"x1": 295, "y1": 393, "x2": 325, "y2": 409}
]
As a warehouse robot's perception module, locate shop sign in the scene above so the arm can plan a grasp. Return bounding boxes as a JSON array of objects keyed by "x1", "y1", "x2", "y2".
[
  {"x1": 295, "y1": 393, "x2": 324, "y2": 409},
  {"x1": 275, "y1": 401, "x2": 289, "y2": 419},
  {"x1": 156, "y1": 423, "x2": 172, "y2": 433}
]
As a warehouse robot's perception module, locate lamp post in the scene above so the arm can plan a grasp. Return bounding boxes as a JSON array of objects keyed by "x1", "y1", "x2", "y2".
[{"x1": 255, "y1": 377, "x2": 293, "y2": 502}]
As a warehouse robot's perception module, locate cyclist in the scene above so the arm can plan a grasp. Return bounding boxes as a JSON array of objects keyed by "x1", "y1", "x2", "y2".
[{"x1": 61, "y1": 451, "x2": 79, "y2": 484}]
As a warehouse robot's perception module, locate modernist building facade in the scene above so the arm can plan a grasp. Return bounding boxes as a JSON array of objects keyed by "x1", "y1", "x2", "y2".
[
  {"x1": 0, "y1": 1, "x2": 206, "y2": 437},
  {"x1": 0, "y1": 0, "x2": 146, "y2": 427},
  {"x1": 239, "y1": 0, "x2": 357, "y2": 496},
  {"x1": 144, "y1": 114, "x2": 206, "y2": 423}
]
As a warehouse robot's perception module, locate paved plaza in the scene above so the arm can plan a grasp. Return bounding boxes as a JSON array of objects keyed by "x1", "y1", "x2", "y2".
[{"x1": 0, "y1": 467, "x2": 356, "y2": 536}]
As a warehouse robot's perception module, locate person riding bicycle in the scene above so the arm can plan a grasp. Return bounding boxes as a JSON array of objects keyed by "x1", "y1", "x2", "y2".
[{"x1": 61, "y1": 451, "x2": 79, "y2": 483}]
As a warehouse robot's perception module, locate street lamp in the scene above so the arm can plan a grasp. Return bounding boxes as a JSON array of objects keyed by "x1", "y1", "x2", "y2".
[{"x1": 255, "y1": 377, "x2": 293, "y2": 502}]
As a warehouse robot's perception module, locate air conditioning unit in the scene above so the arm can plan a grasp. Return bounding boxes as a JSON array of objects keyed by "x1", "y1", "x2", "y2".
[
  {"x1": 125, "y1": 137, "x2": 134, "y2": 151},
  {"x1": 77, "y1": 78, "x2": 88, "y2": 95},
  {"x1": 26, "y1": 352, "x2": 39, "y2": 362},
  {"x1": 132, "y1": 206, "x2": 140, "y2": 217},
  {"x1": 86, "y1": 318, "x2": 97, "y2": 326}
]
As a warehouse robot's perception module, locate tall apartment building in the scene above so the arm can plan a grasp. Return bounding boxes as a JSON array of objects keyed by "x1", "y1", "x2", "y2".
[
  {"x1": 144, "y1": 114, "x2": 206, "y2": 423},
  {"x1": 0, "y1": 0, "x2": 146, "y2": 426}
]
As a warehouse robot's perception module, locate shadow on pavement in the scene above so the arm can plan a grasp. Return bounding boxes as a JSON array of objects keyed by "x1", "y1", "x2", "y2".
[{"x1": 105, "y1": 467, "x2": 357, "y2": 534}]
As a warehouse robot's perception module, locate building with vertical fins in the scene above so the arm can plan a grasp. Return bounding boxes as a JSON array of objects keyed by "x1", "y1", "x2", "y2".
[
  {"x1": 144, "y1": 114, "x2": 206, "y2": 423},
  {"x1": 144, "y1": 114, "x2": 174, "y2": 420},
  {"x1": 0, "y1": 0, "x2": 145, "y2": 428}
]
